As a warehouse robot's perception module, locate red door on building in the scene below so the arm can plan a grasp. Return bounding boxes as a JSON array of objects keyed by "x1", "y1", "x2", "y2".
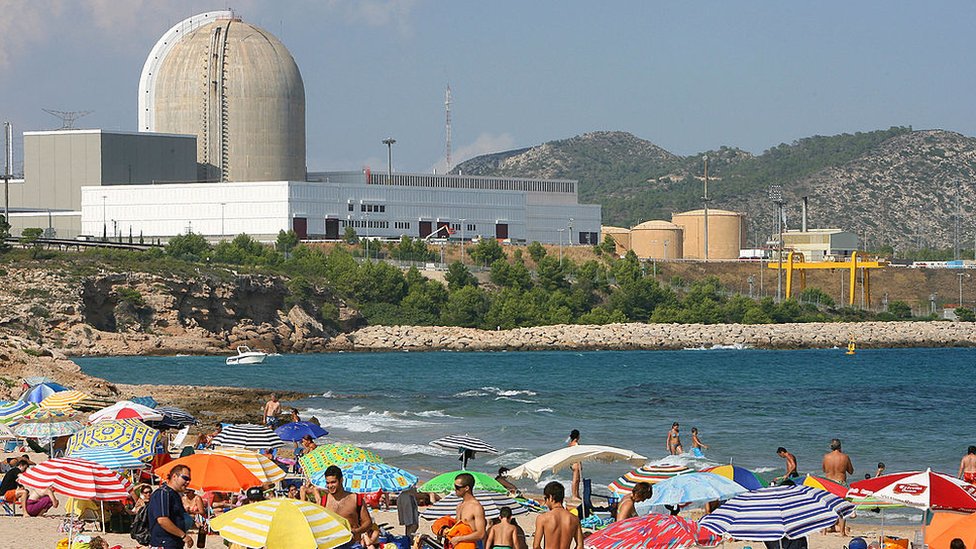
[
  {"x1": 292, "y1": 217, "x2": 308, "y2": 240},
  {"x1": 495, "y1": 223, "x2": 509, "y2": 240}
]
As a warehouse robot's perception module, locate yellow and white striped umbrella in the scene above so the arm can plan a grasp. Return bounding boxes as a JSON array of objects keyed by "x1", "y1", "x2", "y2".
[
  {"x1": 40, "y1": 390, "x2": 92, "y2": 410},
  {"x1": 202, "y1": 448, "x2": 287, "y2": 483},
  {"x1": 209, "y1": 499, "x2": 352, "y2": 549}
]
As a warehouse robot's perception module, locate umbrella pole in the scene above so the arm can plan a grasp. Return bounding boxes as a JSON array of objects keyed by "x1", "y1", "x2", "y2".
[{"x1": 101, "y1": 500, "x2": 106, "y2": 533}]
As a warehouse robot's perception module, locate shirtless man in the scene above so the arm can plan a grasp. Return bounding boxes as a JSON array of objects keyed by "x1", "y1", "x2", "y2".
[
  {"x1": 320, "y1": 465, "x2": 374, "y2": 547},
  {"x1": 452, "y1": 472, "x2": 487, "y2": 548},
  {"x1": 615, "y1": 482, "x2": 652, "y2": 521},
  {"x1": 773, "y1": 447, "x2": 799, "y2": 485},
  {"x1": 486, "y1": 506, "x2": 519, "y2": 549},
  {"x1": 263, "y1": 394, "x2": 282, "y2": 427},
  {"x1": 567, "y1": 430, "x2": 581, "y2": 500},
  {"x1": 822, "y1": 439, "x2": 854, "y2": 535},
  {"x1": 959, "y1": 447, "x2": 976, "y2": 484},
  {"x1": 533, "y1": 482, "x2": 583, "y2": 549},
  {"x1": 666, "y1": 422, "x2": 683, "y2": 455}
]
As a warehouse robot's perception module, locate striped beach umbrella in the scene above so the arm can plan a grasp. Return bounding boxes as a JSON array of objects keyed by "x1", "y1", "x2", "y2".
[
  {"x1": 130, "y1": 396, "x2": 158, "y2": 409},
  {"x1": 698, "y1": 484, "x2": 856, "y2": 541},
  {"x1": 146, "y1": 406, "x2": 197, "y2": 429},
  {"x1": 792, "y1": 474, "x2": 849, "y2": 498},
  {"x1": 202, "y1": 448, "x2": 287, "y2": 483},
  {"x1": 420, "y1": 490, "x2": 528, "y2": 520},
  {"x1": 89, "y1": 401, "x2": 164, "y2": 423},
  {"x1": 430, "y1": 434, "x2": 499, "y2": 469},
  {"x1": 209, "y1": 499, "x2": 352, "y2": 549},
  {"x1": 608, "y1": 464, "x2": 693, "y2": 497},
  {"x1": 0, "y1": 401, "x2": 39, "y2": 424},
  {"x1": 13, "y1": 416, "x2": 85, "y2": 439},
  {"x1": 299, "y1": 444, "x2": 383, "y2": 478},
  {"x1": 584, "y1": 513, "x2": 721, "y2": 549},
  {"x1": 311, "y1": 462, "x2": 417, "y2": 494},
  {"x1": 19, "y1": 457, "x2": 134, "y2": 500},
  {"x1": 701, "y1": 464, "x2": 766, "y2": 491},
  {"x1": 20, "y1": 382, "x2": 69, "y2": 404},
  {"x1": 40, "y1": 390, "x2": 92, "y2": 411},
  {"x1": 848, "y1": 469, "x2": 976, "y2": 512},
  {"x1": 66, "y1": 419, "x2": 159, "y2": 461},
  {"x1": 420, "y1": 470, "x2": 507, "y2": 495},
  {"x1": 212, "y1": 423, "x2": 285, "y2": 450},
  {"x1": 67, "y1": 447, "x2": 146, "y2": 470}
]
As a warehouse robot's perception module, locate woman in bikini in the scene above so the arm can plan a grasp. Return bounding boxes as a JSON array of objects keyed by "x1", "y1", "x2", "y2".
[
  {"x1": 666, "y1": 422, "x2": 683, "y2": 455},
  {"x1": 568, "y1": 429, "x2": 581, "y2": 500}
]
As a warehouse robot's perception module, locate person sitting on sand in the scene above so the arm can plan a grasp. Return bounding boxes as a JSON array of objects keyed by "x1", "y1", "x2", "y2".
[
  {"x1": 616, "y1": 482, "x2": 652, "y2": 521},
  {"x1": 773, "y1": 447, "x2": 799, "y2": 485},
  {"x1": 0, "y1": 459, "x2": 28, "y2": 508},
  {"x1": 533, "y1": 481, "x2": 583, "y2": 549},
  {"x1": 959, "y1": 447, "x2": 976, "y2": 484},
  {"x1": 21, "y1": 485, "x2": 58, "y2": 518},
  {"x1": 666, "y1": 422, "x2": 683, "y2": 455},
  {"x1": 182, "y1": 487, "x2": 207, "y2": 531},
  {"x1": 691, "y1": 428, "x2": 708, "y2": 457},
  {"x1": 300, "y1": 435, "x2": 318, "y2": 455},
  {"x1": 487, "y1": 506, "x2": 519, "y2": 549}
]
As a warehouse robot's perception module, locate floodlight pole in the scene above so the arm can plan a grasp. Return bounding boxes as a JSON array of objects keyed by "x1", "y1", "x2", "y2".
[
  {"x1": 382, "y1": 138, "x2": 396, "y2": 179},
  {"x1": 769, "y1": 185, "x2": 786, "y2": 302}
]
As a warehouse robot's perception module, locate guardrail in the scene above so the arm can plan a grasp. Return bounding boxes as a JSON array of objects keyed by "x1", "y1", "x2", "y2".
[{"x1": 4, "y1": 236, "x2": 163, "y2": 251}]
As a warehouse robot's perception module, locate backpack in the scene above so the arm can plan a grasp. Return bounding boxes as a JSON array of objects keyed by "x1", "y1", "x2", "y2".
[{"x1": 130, "y1": 503, "x2": 151, "y2": 546}]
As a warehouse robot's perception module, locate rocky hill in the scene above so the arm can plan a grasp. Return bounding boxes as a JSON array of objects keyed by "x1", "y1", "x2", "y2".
[{"x1": 455, "y1": 127, "x2": 976, "y2": 250}]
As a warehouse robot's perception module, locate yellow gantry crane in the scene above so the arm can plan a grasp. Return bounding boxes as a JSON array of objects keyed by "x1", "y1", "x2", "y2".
[{"x1": 768, "y1": 251, "x2": 887, "y2": 306}]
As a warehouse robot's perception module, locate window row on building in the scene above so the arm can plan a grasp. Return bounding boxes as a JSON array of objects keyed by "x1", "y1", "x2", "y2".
[
  {"x1": 340, "y1": 219, "x2": 390, "y2": 229},
  {"x1": 370, "y1": 173, "x2": 576, "y2": 194}
]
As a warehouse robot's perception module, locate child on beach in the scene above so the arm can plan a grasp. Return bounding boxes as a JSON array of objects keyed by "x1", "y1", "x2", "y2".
[{"x1": 691, "y1": 428, "x2": 708, "y2": 457}]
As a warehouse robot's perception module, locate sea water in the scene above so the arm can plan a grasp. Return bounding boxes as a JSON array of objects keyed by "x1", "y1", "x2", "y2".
[{"x1": 78, "y1": 347, "x2": 976, "y2": 523}]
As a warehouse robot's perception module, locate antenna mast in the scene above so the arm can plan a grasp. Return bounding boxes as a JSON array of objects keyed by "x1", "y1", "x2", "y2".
[
  {"x1": 42, "y1": 109, "x2": 94, "y2": 130},
  {"x1": 445, "y1": 84, "x2": 452, "y2": 173}
]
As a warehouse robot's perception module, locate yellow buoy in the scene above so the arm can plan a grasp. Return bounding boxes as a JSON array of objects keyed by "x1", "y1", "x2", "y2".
[{"x1": 846, "y1": 335, "x2": 856, "y2": 355}]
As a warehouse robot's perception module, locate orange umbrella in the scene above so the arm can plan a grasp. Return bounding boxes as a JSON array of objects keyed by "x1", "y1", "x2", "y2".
[
  {"x1": 155, "y1": 454, "x2": 263, "y2": 492},
  {"x1": 926, "y1": 511, "x2": 976, "y2": 549}
]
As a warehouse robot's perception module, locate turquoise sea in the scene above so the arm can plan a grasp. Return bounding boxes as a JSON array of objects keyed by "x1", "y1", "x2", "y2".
[{"x1": 78, "y1": 347, "x2": 974, "y2": 521}]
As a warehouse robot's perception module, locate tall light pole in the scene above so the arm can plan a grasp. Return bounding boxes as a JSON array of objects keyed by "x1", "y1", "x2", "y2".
[
  {"x1": 702, "y1": 155, "x2": 709, "y2": 261},
  {"x1": 568, "y1": 217, "x2": 574, "y2": 245},
  {"x1": 382, "y1": 138, "x2": 396, "y2": 180},
  {"x1": 769, "y1": 185, "x2": 786, "y2": 302},
  {"x1": 101, "y1": 195, "x2": 107, "y2": 240}
]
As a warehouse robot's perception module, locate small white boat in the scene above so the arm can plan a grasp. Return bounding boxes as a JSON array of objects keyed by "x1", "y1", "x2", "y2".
[{"x1": 225, "y1": 345, "x2": 268, "y2": 365}]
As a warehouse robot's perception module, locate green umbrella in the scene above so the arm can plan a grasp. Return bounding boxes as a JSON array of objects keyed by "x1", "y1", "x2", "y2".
[
  {"x1": 419, "y1": 470, "x2": 508, "y2": 495},
  {"x1": 299, "y1": 444, "x2": 383, "y2": 478}
]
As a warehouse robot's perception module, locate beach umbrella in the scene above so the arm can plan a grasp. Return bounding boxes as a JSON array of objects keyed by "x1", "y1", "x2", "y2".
[
  {"x1": 848, "y1": 469, "x2": 976, "y2": 513},
  {"x1": 311, "y1": 462, "x2": 417, "y2": 494},
  {"x1": 202, "y1": 448, "x2": 287, "y2": 483},
  {"x1": 12, "y1": 415, "x2": 85, "y2": 439},
  {"x1": 420, "y1": 470, "x2": 508, "y2": 494},
  {"x1": 20, "y1": 382, "x2": 68, "y2": 403},
  {"x1": 701, "y1": 464, "x2": 766, "y2": 491},
  {"x1": 430, "y1": 434, "x2": 499, "y2": 469},
  {"x1": 790, "y1": 474, "x2": 849, "y2": 498},
  {"x1": 698, "y1": 484, "x2": 856, "y2": 541},
  {"x1": 146, "y1": 405, "x2": 197, "y2": 429},
  {"x1": 0, "y1": 401, "x2": 39, "y2": 424},
  {"x1": 212, "y1": 423, "x2": 285, "y2": 450},
  {"x1": 66, "y1": 418, "x2": 160, "y2": 461},
  {"x1": 608, "y1": 464, "x2": 694, "y2": 497},
  {"x1": 19, "y1": 457, "x2": 134, "y2": 500},
  {"x1": 16, "y1": 407, "x2": 77, "y2": 423},
  {"x1": 23, "y1": 376, "x2": 58, "y2": 387},
  {"x1": 584, "y1": 513, "x2": 722, "y2": 549},
  {"x1": 926, "y1": 511, "x2": 976, "y2": 549},
  {"x1": 506, "y1": 445, "x2": 647, "y2": 481},
  {"x1": 276, "y1": 421, "x2": 329, "y2": 442},
  {"x1": 39, "y1": 390, "x2": 92, "y2": 411},
  {"x1": 420, "y1": 490, "x2": 529, "y2": 520},
  {"x1": 156, "y1": 454, "x2": 264, "y2": 492},
  {"x1": 130, "y1": 396, "x2": 158, "y2": 408},
  {"x1": 209, "y1": 498, "x2": 353, "y2": 549},
  {"x1": 299, "y1": 444, "x2": 383, "y2": 477},
  {"x1": 89, "y1": 400, "x2": 164, "y2": 423},
  {"x1": 0, "y1": 423, "x2": 15, "y2": 440},
  {"x1": 67, "y1": 447, "x2": 146, "y2": 470},
  {"x1": 644, "y1": 472, "x2": 748, "y2": 507}
]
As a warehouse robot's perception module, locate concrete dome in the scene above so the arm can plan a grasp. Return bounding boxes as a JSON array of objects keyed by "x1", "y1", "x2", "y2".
[{"x1": 140, "y1": 13, "x2": 306, "y2": 182}]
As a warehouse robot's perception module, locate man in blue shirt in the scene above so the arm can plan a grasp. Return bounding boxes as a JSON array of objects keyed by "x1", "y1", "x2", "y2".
[{"x1": 148, "y1": 464, "x2": 194, "y2": 548}]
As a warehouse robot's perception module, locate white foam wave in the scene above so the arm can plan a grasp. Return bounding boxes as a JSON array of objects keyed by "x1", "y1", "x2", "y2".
[
  {"x1": 304, "y1": 408, "x2": 431, "y2": 433},
  {"x1": 321, "y1": 391, "x2": 335, "y2": 398},
  {"x1": 410, "y1": 410, "x2": 457, "y2": 418},
  {"x1": 348, "y1": 405, "x2": 364, "y2": 412},
  {"x1": 536, "y1": 408, "x2": 554, "y2": 413},
  {"x1": 752, "y1": 466, "x2": 777, "y2": 473},
  {"x1": 359, "y1": 441, "x2": 454, "y2": 457},
  {"x1": 453, "y1": 387, "x2": 538, "y2": 399},
  {"x1": 644, "y1": 454, "x2": 721, "y2": 469},
  {"x1": 453, "y1": 390, "x2": 487, "y2": 398},
  {"x1": 494, "y1": 396, "x2": 537, "y2": 404}
]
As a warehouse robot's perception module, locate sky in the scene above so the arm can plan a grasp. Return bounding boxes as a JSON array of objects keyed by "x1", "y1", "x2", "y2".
[{"x1": 2, "y1": 1, "x2": 975, "y2": 176}]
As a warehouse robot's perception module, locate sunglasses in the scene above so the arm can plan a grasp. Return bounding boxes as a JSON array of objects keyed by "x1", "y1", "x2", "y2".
[
  {"x1": 180, "y1": 475, "x2": 192, "y2": 482},
  {"x1": 453, "y1": 484, "x2": 466, "y2": 491}
]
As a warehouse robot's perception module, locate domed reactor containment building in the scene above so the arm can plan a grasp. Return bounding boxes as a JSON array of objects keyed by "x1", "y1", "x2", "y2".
[{"x1": 138, "y1": 11, "x2": 306, "y2": 182}]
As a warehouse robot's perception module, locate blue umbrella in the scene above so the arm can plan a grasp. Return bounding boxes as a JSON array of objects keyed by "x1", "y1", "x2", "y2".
[
  {"x1": 130, "y1": 396, "x2": 158, "y2": 409},
  {"x1": 311, "y1": 462, "x2": 417, "y2": 494},
  {"x1": 644, "y1": 472, "x2": 748, "y2": 507},
  {"x1": 275, "y1": 421, "x2": 328, "y2": 442},
  {"x1": 67, "y1": 447, "x2": 145, "y2": 470},
  {"x1": 20, "y1": 382, "x2": 69, "y2": 404}
]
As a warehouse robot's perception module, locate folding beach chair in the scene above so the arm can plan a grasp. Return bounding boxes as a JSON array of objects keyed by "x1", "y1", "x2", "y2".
[{"x1": 578, "y1": 478, "x2": 616, "y2": 519}]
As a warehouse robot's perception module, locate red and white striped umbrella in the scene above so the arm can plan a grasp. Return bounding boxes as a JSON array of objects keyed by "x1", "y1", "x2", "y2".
[
  {"x1": 848, "y1": 469, "x2": 976, "y2": 512},
  {"x1": 19, "y1": 457, "x2": 134, "y2": 501}
]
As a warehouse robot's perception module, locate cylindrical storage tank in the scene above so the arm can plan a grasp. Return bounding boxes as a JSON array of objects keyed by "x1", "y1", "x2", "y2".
[
  {"x1": 145, "y1": 15, "x2": 306, "y2": 182},
  {"x1": 671, "y1": 209, "x2": 746, "y2": 260},
  {"x1": 601, "y1": 226, "x2": 631, "y2": 255},
  {"x1": 630, "y1": 220, "x2": 683, "y2": 259}
]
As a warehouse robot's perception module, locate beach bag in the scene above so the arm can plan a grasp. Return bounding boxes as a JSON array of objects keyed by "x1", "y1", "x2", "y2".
[{"x1": 130, "y1": 504, "x2": 151, "y2": 546}]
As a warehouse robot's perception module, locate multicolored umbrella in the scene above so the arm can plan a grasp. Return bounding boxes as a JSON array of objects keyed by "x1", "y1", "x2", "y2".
[
  {"x1": 156, "y1": 454, "x2": 264, "y2": 492},
  {"x1": 18, "y1": 407, "x2": 74, "y2": 422},
  {"x1": 299, "y1": 444, "x2": 383, "y2": 478},
  {"x1": 584, "y1": 513, "x2": 722, "y2": 549},
  {"x1": 19, "y1": 457, "x2": 133, "y2": 501},
  {"x1": 0, "y1": 401, "x2": 39, "y2": 424},
  {"x1": 276, "y1": 421, "x2": 329, "y2": 442},
  {"x1": 701, "y1": 465, "x2": 766, "y2": 491},
  {"x1": 420, "y1": 470, "x2": 508, "y2": 495},
  {"x1": 609, "y1": 464, "x2": 693, "y2": 497},
  {"x1": 66, "y1": 419, "x2": 159, "y2": 461},
  {"x1": 20, "y1": 382, "x2": 69, "y2": 404},
  {"x1": 698, "y1": 485, "x2": 856, "y2": 541},
  {"x1": 791, "y1": 474, "x2": 848, "y2": 498},
  {"x1": 39, "y1": 390, "x2": 92, "y2": 411},
  {"x1": 202, "y1": 448, "x2": 287, "y2": 484},
  {"x1": 420, "y1": 490, "x2": 528, "y2": 520},
  {"x1": 0, "y1": 423, "x2": 15, "y2": 440},
  {"x1": 848, "y1": 469, "x2": 976, "y2": 512},
  {"x1": 209, "y1": 498, "x2": 353, "y2": 549},
  {"x1": 12, "y1": 416, "x2": 85, "y2": 439},
  {"x1": 212, "y1": 423, "x2": 285, "y2": 450},
  {"x1": 311, "y1": 462, "x2": 416, "y2": 494},
  {"x1": 67, "y1": 447, "x2": 146, "y2": 470},
  {"x1": 645, "y1": 472, "x2": 748, "y2": 506},
  {"x1": 89, "y1": 400, "x2": 163, "y2": 423}
]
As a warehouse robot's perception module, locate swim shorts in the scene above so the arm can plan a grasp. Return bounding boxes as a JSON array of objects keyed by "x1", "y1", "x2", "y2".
[
  {"x1": 964, "y1": 472, "x2": 976, "y2": 484},
  {"x1": 25, "y1": 495, "x2": 52, "y2": 516}
]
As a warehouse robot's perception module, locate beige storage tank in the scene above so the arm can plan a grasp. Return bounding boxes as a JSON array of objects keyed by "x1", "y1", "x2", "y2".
[
  {"x1": 630, "y1": 220, "x2": 683, "y2": 259},
  {"x1": 141, "y1": 13, "x2": 306, "y2": 183},
  {"x1": 601, "y1": 226, "x2": 632, "y2": 255},
  {"x1": 671, "y1": 209, "x2": 746, "y2": 260}
]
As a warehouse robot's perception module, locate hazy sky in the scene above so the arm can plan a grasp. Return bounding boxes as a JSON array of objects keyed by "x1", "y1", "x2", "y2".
[{"x1": 2, "y1": 1, "x2": 975, "y2": 175}]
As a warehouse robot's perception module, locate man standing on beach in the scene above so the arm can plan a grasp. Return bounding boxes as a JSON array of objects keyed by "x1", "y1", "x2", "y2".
[
  {"x1": 822, "y1": 439, "x2": 854, "y2": 535},
  {"x1": 148, "y1": 464, "x2": 194, "y2": 548},
  {"x1": 320, "y1": 465, "x2": 374, "y2": 547},
  {"x1": 959, "y1": 446, "x2": 976, "y2": 484},
  {"x1": 533, "y1": 481, "x2": 583, "y2": 549},
  {"x1": 773, "y1": 447, "x2": 798, "y2": 484},
  {"x1": 451, "y1": 472, "x2": 487, "y2": 548},
  {"x1": 263, "y1": 394, "x2": 281, "y2": 427}
]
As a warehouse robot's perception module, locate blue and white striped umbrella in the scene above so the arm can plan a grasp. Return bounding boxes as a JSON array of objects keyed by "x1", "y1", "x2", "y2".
[
  {"x1": 698, "y1": 484, "x2": 856, "y2": 541},
  {"x1": 67, "y1": 447, "x2": 146, "y2": 470},
  {"x1": 420, "y1": 490, "x2": 529, "y2": 520},
  {"x1": 130, "y1": 396, "x2": 158, "y2": 409},
  {"x1": 311, "y1": 462, "x2": 418, "y2": 494}
]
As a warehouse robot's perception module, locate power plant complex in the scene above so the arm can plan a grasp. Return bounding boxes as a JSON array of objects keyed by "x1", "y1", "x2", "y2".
[{"x1": 4, "y1": 11, "x2": 601, "y2": 245}]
